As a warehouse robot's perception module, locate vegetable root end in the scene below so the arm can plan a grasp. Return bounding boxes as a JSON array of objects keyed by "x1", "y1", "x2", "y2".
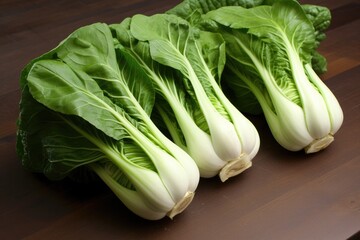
[
  {"x1": 219, "y1": 155, "x2": 252, "y2": 182},
  {"x1": 305, "y1": 134, "x2": 334, "y2": 153},
  {"x1": 167, "y1": 191, "x2": 195, "y2": 219}
]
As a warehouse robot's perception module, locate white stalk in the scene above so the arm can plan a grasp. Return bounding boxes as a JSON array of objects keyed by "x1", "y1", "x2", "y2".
[
  {"x1": 228, "y1": 56, "x2": 313, "y2": 151},
  {"x1": 231, "y1": 39, "x2": 314, "y2": 151},
  {"x1": 185, "y1": 61, "x2": 242, "y2": 161},
  {"x1": 187, "y1": 129, "x2": 228, "y2": 177},
  {"x1": 91, "y1": 164, "x2": 169, "y2": 220},
  {"x1": 124, "y1": 122, "x2": 190, "y2": 204},
  {"x1": 156, "y1": 139, "x2": 200, "y2": 192},
  {"x1": 157, "y1": 99, "x2": 226, "y2": 178},
  {"x1": 208, "y1": 67, "x2": 260, "y2": 160},
  {"x1": 284, "y1": 38, "x2": 331, "y2": 139},
  {"x1": 226, "y1": 103, "x2": 260, "y2": 159},
  {"x1": 304, "y1": 64, "x2": 343, "y2": 134}
]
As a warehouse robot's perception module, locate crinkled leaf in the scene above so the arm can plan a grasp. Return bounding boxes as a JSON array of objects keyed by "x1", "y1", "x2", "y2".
[
  {"x1": 302, "y1": 4, "x2": 331, "y2": 48},
  {"x1": 302, "y1": 4, "x2": 331, "y2": 74},
  {"x1": 167, "y1": 0, "x2": 264, "y2": 24},
  {"x1": 16, "y1": 83, "x2": 104, "y2": 181},
  {"x1": 311, "y1": 51, "x2": 328, "y2": 74}
]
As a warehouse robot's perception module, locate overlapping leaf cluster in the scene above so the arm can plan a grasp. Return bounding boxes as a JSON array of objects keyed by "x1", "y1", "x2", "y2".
[{"x1": 17, "y1": 0, "x2": 341, "y2": 220}]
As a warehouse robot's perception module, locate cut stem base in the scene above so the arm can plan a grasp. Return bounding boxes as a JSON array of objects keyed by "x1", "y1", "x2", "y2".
[
  {"x1": 167, "y1": 191, "x2": 195, "y2": 219},
  {"x1": 219, "y1": 155, "x2": 252, "y2": 182},
  {"x1": 305, "y1": 134, "x2": 334, "y2": 153}
]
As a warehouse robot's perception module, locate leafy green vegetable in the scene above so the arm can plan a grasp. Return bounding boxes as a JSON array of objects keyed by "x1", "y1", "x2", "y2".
[
  {"x1": 17, "y1": 0, "x2": 339, "y2": 222},
  {"x1": 111, "y1": 14, "x2": 260, "y2": 181},
  {"x1": 204, "y1": 0, "x2": 343, "y2": 153},
  {"x1": 17, "y1": 23, "x2": 200, "y2": 220},
  {"x1": 167, "y1": 0, "x2": 332, "y2": 115}
]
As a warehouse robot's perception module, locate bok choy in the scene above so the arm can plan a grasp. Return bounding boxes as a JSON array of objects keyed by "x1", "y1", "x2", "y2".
[
  {"x1": 111, "y1": 14, "x2": 260, "y2": 181},
  {"x1": 168, "y1": 0, "x2": 332, "y2": 115},
  {"x1": 204, "y1": 0, "x2": 343, "y2": 153},
  {"x1": 16, "y1": 0, "x2": 341, "y2": 222},
  {"x1": 17, "y1": 23, "x2": 200, "y2": 220}
]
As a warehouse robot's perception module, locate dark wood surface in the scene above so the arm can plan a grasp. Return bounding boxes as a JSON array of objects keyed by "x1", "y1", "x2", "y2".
[{"x1": 1, "y1": 0, "x2": 359, "y2": 239}]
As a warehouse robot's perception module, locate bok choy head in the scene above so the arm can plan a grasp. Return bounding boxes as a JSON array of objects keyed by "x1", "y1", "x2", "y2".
[
  {"x1": 204, "y1": 0, "x2": 343, "y2": 153},
  {"x1": 111, "y1": 14, "x2": 260, "y2": 182},
  {"x1": 168, "y1": 0, "x2": 333, "y2": 115},
  {"x1": 16, "y1": 23, "x2": 200, "y2": 220}
]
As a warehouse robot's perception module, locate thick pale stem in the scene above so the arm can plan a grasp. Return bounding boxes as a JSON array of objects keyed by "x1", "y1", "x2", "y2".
[
  {"x1": 304, "y1": 64, "x2": 344, "y2": 135},
  {"x1": 156, "y1": 86, "x2": 226, "y2": 178},
  {"x1": 283, "y1": 36, "x2": 331, "y2": 139},
  {"x1": 167, "y1": 191, "x2": 195, "y2": 219},
  {"x1": 219, "y1": 154, "x2": 252, "y2": 182},
  {"x1": 185, "y1": 62, "x2": 241, "y2": 161}
]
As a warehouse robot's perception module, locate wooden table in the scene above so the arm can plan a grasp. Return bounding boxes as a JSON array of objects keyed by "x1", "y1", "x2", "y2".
[{"x1": 1, "y1": 0, "x2": 359, "y2": 239}]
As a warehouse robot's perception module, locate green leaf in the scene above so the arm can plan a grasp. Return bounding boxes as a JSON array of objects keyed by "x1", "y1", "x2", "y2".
[
  {"x1": 167, "y1": 0, "x2": 264, "y2": 24},
  {"x1": 302, "y1": 4, "x2": 331, "y2": 74},
  {"x1": 206, "y1": 0, "x2": 316, "y2": 61},
  {"x1": 40, "y1": 117, "x2": 109, "y2": 180},
  {"x1": 111, "y1": 19, "x2": 208, "y2": 136},
  {"x1": 17, "y1": 84, "x2": 59, "y2": 173},
  {"x1": 130, "y1": 13, "x2": 228, "y2": 113},
  {"x1": 54, "y1": 23, "x2": 155, "y2": 118},
  {"x1": 27, "y1": 59, "x2": 128, "y2": 140},
  {"x1": 302, "y1": 4, "x2": 331, "y2": 48},
  {"x1": 168, "y1": 0, "x2": 330, "y2": 77},
  {"x1": 17, "y1": 83, "x2": 104, "y2": 181}
]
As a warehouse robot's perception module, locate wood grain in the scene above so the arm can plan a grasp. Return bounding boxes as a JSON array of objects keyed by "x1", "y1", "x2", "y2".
[{"x1": 1, "y1": 1, "x2": 359, "y2": 239}]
